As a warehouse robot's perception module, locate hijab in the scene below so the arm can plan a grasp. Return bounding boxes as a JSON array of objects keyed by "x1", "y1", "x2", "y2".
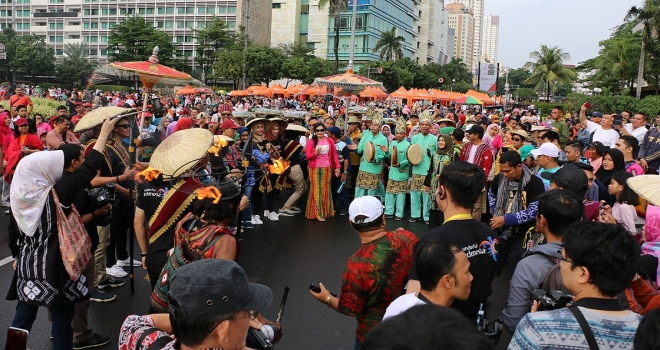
[
  {"x1": 264, "y1": 123, "x2": 281, "y2": 142},
  {"x1": 596, "y1": 148, "x2": 625, "y2": 186},
  {"x1": 10, "y1": 150, "x2": 64, "y2": 236},
  {"x1": 436, "y1": 134, "x2": 454, "y2": 156},
  {"x1": 409, "y1": 125, "x2": 421, "y2": 139},
  {"x1": 157, "y1": 116, "x2": 169, "y2": 135},
  {"x1": 173, "y1": 117, "x2": 193, "y2": 133},
  {"x1": 381, "y1": 125, "x2": 393, "y2": 142}
]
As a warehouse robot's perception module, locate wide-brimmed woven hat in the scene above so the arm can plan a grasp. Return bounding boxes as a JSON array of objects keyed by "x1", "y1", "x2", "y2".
[
  {"x1": 149, "y1": 128, "x2": 214, "y2": 178},
  {"x1": 286, "y1": 124, "x2": 308, "y2": 133},
  {"x1": 74, "y1": 106, "x2": 131, "y2": 132},
  {"x1": 245, "y1": 117, "x2": 271, "y2": 129},
  {"x1": 628, "y1": 175, "x2": 660, "y2": 206}
]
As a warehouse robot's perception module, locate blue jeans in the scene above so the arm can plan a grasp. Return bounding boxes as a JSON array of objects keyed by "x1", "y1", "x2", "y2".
[
  {"x1": 242, "y1": 185, "x2": 254, "y2": 221},
  {"x1": 12, "y1": 301, "x2": 75, "y2": 350},
  {"x1": 332, "y1": 176, "x2": 349, "y2": 211},
  {"x1": 354, "y1": 337, "x2": 363, "y2": 350}
]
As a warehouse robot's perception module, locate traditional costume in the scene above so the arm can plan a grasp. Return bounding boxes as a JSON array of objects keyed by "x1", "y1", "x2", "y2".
[
  {"x1": 355, "y1": 109, "x2": 388, "y2": 199},
  {"x1": 384, "y1": 117, "x2": 410, "y2": 220},
  {"x1": 409, "y1": 110, "x2": 438, "y2": 223}
]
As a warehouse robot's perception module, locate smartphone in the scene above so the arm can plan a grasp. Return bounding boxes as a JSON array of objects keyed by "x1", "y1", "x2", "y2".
[
  {"x1": 309, "y1": 284, "x2": 337, "y2": 297},
  {"x1": 613, "y1": 114, "x2": 623, "y2": 126},
  {"x1": 584, "y1": 102, "x2": 593, "y2": 109},
  {"x1": 5, "y1": 327, "x2": 29, "y2": 350}
]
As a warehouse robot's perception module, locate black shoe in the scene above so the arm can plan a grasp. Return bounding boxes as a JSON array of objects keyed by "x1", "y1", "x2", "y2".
[
  {"x1": 409, "y1": 217, "x2": 419, "y2": 222},
  {"x1": 384, "y1": 215, "x2": 394, "y2": 219},
  {"x1": 339, "y1": 209, "x2": 348, "y2": 216},
  {"x1": 73, "y1": 333, "x2": 110, "y2": 349},
  {"x1": 395, "y1": 216, "x2": 402, "y2": 221},
  {"x1": 90, "y1": 287, "x2": 116, "y2": 303},
  {"x1": 97, "y1": 276, "x2": 124, "y2": 289}
]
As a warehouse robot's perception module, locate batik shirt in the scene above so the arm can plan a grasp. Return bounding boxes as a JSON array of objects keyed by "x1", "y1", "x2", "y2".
[{"x1": 338, "y1": 229, "x2": 418, "y2": 341}]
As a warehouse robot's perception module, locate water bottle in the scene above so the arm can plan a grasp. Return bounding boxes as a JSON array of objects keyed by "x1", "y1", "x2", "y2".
[{"x1": 337, "y1": 180, "x2": 346, "y2": 194}]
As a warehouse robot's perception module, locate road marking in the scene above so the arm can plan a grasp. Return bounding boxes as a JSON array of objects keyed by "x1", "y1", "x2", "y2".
[{"x1": 0, "y1": 256, "x2": 15, "y2": 267}]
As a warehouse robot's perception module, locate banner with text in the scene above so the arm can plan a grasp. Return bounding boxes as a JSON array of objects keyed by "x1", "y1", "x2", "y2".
[{"x1": 478, "y1": 62, "x2": 498, "y2": 92}]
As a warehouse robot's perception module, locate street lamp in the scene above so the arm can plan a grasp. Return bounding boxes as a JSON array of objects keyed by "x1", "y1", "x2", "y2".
[{"x1": 451, "y1": 78, "x2": 455, "y2": 92}]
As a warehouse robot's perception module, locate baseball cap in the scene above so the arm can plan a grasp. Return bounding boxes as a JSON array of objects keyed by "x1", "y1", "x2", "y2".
[
  {"x1": 519, "y1": 145, "x2": 535, "y2": 161},
  {"x1": 14, "y1": 118, "x2": 28, "y2": 126},
  {"x1": 531, "y1": 143, "x2": 559, "y2": 158},
  {"x1": 168, "y1": 259, "x2": 273, "y2": 320},
  {"x1": 180, "y1": 108, "x2": 190, "y2": 115},
  {"x1": 540, "y1": 164, "x2": 588, "y2": 198},
  {"x1": 588, "y1": 141, "x2": 606, "y2": 155},
  {"x1": 349, "y1": 196, "x2": 384, "y2": 224},
  {"x1": 591, "y1": 112, "x2": 603, "y2": 118},
  {"x1": 465, "y1": 125, "x2": 484, "y2": 135},
  {"x1": 327, "y1": 126, "x2": 342, "y2": 138},
  {"x1": 221, "y1": 119, "x2": 240, "y2": 130}
]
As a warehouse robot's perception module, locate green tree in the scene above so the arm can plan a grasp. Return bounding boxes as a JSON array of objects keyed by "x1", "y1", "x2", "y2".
[
  {"x1": 626, "y1": 0, "x2": 660, "y2": 98},
  {"x1": 595, "y1": 33, "x2": 641, "y2": 94},
  {"x1": 496, "y1": 67, "x2": 533, "y2": 95},
  {"x1": 373, "y1": 26, "x2": 405, "y2": 61},
  {"x1": 305, "y1": 56, "x2": 334, "y2": 84},
  {"x1": 515, "y1": 88, "x2": 538, "y2": 102},
  {"x1": 317, "y1": 0, "x2": 348, "y2": 74},
  {"x1": 108, "y1": 15, "x2": 182, "y2": 70},
  {"x1": 56, "y1": 43, "x2": 98, "y2": 88},
  {"x1": 278, "y1": 42, "x2": 315, "y2": 57},
  {"x1": 212, "y1": 50, "x2": 245, "y2": 90},
  {"x1": 0, "y1": 27, "x2": 17, "y2": 82},
  {"x1": 194, "y1": 18, "x2": 236, "y2": 83},
  {"x1": 280, "y1": 56, "x2": 308, "y2": 85},
  {"x1": 444, "y1": 57, "x2": 473, "y2": 84},
  {"x1": 13, "y1": 35, "x2": 56, "y2": 80},
  {"x1": 523, "y1": 45, "x2": 577, "y2": 102},
  {"x1": 245, "y1": 46, "x2": 285, "y2": 84}
]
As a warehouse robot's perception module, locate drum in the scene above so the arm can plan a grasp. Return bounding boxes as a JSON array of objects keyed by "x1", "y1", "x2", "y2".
[
  {"x1": 391, "y1": 145, "x2": 398, "y2": 165},
  {"x1": 364, "y1": 141, "x2": 376, "y2": 163},
  {"x1": 407, "y1": 143, "x2": 423, "y2": 165}
]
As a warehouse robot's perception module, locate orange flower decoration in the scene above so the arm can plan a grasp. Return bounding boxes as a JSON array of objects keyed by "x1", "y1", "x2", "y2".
[
  {"x1": 135, "y1": 167, "x2": 162, "y2": 182},
  {"x1": 197, "y1": 186, "x2": 222, "y2": 204}
]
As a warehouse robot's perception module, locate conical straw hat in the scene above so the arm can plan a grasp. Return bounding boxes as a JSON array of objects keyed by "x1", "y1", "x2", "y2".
[
  {"x1": 150, "y1": 128, "x2": 214, "y2": 178},
  {"x1": 74, "y1": 106, "x2": 131, "y2": 132},
  {"x1": 627, "y1": 175, "x2": 660, "y2": 206}
]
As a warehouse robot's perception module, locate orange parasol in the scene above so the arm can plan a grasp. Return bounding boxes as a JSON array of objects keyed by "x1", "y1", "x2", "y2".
[
  {"x1": 313, "y1": 68, "x2": 384, "y2": 94},
  {"x1": 176, "y1": 86, "x2": 197, "y2": 95}
]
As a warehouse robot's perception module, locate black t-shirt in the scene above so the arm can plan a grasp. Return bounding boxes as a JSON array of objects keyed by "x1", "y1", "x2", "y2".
[
  {"x1": 409, "y1": 219, "x2": 501, "y2": 321},
  {"x1": 135, "y1": 181, "x2": 179, "y2": 260}
]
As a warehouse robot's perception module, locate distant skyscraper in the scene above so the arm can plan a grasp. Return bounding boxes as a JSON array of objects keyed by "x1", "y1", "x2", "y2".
[
  {"x1": 446, "y1": 3, "x2": 474, "y2": 70},
  {"x1": 446, "y1": 0, "x2": 483, "y2": 72},
  {"x1": 482, "y1": 15, "x2": 499, "y2": 63}
]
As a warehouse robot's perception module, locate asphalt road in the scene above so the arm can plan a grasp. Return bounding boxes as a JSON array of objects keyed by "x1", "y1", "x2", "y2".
[{"x1": 0, "y1": 199, "x2": 513, "y2": 350}]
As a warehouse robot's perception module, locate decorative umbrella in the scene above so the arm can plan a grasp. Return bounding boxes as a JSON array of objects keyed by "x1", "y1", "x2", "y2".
[
  {"x1": 313, "y1": 68, "x2": 384, "y2": 95},
  {"x1": 195, "y1": 87, "x2": 213, "y2": 94},
  {"x1": 149, "y1": 128, "x2": 215, "y2": 178},
  {"x1": 176, "y1": 86, "x2": 197, "y2": 95},
  {"x1": 74, "y1": 106, "x2": 131, "y2": 133},
  {"x1": 454, "y1": 96, "x2": 484, "y2": 105},
  {"x1": 628, "y1": 175, "x2": 660, "y2": 206}
]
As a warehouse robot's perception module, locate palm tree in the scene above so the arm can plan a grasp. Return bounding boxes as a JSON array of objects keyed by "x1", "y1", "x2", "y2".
[
  {"x1": 626, "y1": 0, "x2": 660, "y2": 98},
  {"x1": 318, "y1": 0, "x2": 348, "y2": 74},
  {"x1": 523, "y1": 45, "x2": 576, "y2": 102},
  {"x1": 595, "y1": 35, "x2": 640, "y2": 93},
  {"x1": 373, "y1": 27, "x2": 405, "y2": 61},
  {"x1": 63, "y1": 42, "x2": 89, "y2": 60}
]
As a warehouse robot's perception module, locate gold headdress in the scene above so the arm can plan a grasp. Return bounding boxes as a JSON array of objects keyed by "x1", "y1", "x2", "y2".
[
  {"x1": 369, "y1": 107, "x2": 383, "y2": 126},
  {"x1": 418, "y1": 110, "x2": 432, "y2": 124},
  {"x1": 395, "y1": 116, "x2": 407, "y2": 133},
  {"x1": 336, "y1": 116, "x2": 345, "y2": 130}
]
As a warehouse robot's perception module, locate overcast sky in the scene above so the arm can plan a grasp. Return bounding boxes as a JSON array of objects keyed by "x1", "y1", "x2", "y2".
[{"x1": 483, "y1": 0, "x2": 643, "y2": 69}]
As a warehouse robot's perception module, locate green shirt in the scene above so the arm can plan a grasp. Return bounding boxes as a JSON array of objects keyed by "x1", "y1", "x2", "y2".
[
  {"x1": 388, "y1": 139, "x2": 410, "y2": 181},
  {"x1": 356, "y1": 131, "x2": 389, "y2": 174},
  {"x1": 410, "y1": 133, "x2": 438, "y2": 175},
  {"x1": 550, "y1": 120, "x2": 570, "y2": 149}
]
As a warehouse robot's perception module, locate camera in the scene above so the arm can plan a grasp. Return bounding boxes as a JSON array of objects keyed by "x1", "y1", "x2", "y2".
[
  {"x1": 88, "y1": 184, "x2": 116, "y2": 226},
  {"x1": 531, "y1": 289, "x2": 573, "y2": 311},
  {"x1": 246, "y1": 324, "x2": 280, "y2": 350},
  {"x1": 476, "y1": 304, "x2": 504, "y2": 345},
  {"x1": 500, "y1": 228, "x2": 515, "y2": 242}
]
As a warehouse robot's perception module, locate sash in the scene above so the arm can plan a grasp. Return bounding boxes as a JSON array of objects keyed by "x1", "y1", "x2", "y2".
[
  {"x1": 148, "y1": 177, "x2": 203, "y2": 244},
  {"x1": 106, "y1": 139, "x2": 129, "y2": 169},
  {"x1": 84, "y1": 139, "x2": 112, "y2": 173}
]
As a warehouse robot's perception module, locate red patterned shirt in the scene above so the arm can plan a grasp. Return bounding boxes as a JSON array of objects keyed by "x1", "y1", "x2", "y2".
[{"x1": 338, "y1": 228, "x2": 418, "y2": 341}]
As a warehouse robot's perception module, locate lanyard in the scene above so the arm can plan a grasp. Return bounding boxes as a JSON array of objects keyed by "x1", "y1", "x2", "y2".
[{"x1": 443, "y1": 213, "x2": 472, "y2": 224}]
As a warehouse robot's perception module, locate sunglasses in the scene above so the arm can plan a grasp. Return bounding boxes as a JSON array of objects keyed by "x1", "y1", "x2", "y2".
[
  {"x1": 115, "y1": 124, "x2": 131, "y2": 129},
  {"x1": 511, "y1": 137, "x2": 522, "y2": 142},
  {"x1": 315, "y1": 129, "x2": 325, "y2": 132}
]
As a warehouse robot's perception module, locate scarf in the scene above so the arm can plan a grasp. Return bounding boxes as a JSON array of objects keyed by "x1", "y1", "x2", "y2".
[
  {"x1": 596, "y1": 149, "x2": 625, "y2": 186},
  {"x1": 494, "y1": 165, "x2": 532, "y2": 217},
  {"x1": 10, "y1": 150, "x2": 64, "y2": 236},
  {"x1": 5, "y1": 133, "x2": 44, "y2": 183},
  {"x1": 436, "y1": 134, "x2": 454, "y2": 156}
]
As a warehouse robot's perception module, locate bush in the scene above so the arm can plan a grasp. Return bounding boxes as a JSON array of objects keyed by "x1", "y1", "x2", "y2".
[
  {"x1": 534, "y1": 102, "x2": 574, "y2": 116},
  {"x1": 0, "y1": 96, "x2": 63, "y2": 119}
]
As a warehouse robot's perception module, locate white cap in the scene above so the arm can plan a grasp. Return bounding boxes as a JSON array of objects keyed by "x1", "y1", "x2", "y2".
[
  {"x1": 349, "y1": 196, "x2": 384, "y2": 224},
  {"x1": 530, "y1": 142, "x2": 559, "y2": 158}
]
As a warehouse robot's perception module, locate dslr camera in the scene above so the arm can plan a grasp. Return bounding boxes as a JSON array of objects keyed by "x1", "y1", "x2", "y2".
[
  {"x1": 246, "y1": 325, "x2": 280, "y2": 350},
  {"x1": 531, "y1": 289, "x2": 573, "y2": 311},
  {"x1": 88, "y1": 184, "x2": 116, "y2": 226}
]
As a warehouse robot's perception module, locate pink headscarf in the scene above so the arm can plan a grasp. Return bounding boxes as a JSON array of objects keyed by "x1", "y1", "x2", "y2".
[
  {"x1": 381, "y1": 125, "x2": 394, "y2": 142},
  {"x1": 484, "y1": 124, "x2": 502, "y2": 151},
  {"x1": 642, "y1": 205, "x2": 660, "y2": 282}
]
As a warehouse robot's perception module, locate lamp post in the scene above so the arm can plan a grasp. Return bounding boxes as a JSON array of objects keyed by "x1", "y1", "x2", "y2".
[
  {"x1": 503, "y1": 67, "x2": 510, "y2": 108},
  {"x1": 241, "y1": 0, "x2": 250, "y2": 89},
  {"x1": 346, "y1": 0, "x2": 358, "y2": 71},
  {"x1": 451, "y1": 78, "x2": 455, "y2": 92}
]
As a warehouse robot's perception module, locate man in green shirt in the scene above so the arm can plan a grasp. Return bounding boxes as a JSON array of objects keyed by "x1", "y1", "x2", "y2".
[
  {"x1": 384, "y1": 119, "x2": 410, "y2": 220},
  {"x1": 409, "y1": 111, "x2": 438, "y2": 223},
  {"x1": 549, "y1": 106, "x2": 569, "y2": 149},
  {"x1": 355, "y1": 114, "x2": 388, "y2": 198}
]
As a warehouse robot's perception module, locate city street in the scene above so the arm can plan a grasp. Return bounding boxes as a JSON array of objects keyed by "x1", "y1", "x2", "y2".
[{"x1": 0, "y1": 203, "x2": 512, "y2": 349}]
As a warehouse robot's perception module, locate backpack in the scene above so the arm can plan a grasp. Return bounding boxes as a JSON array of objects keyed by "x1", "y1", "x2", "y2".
[{"x1": 532, "y1": 251, "x2": 565, "y2": 292}]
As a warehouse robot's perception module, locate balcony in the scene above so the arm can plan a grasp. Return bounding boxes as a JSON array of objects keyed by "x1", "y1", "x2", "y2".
[
  {"x1": 405, "y1": 28, "x2": 418, "y2": 37},
  {"x1": 406, "y1": 11, "x2": 420, "y2": 21},
  {"x1": 428, "y1": 40, "x2": 435, "y2": 46},
  {"x1": 64, "y1": 24, "x2": 81, "y2": 31},
  {"x1": 34, "y1": 11, "x2": 78, "y2": 17}
]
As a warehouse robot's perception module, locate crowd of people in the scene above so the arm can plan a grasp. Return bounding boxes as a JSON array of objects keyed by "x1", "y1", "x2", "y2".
[{"x1": 3, "y1": 83, "x2": 660, "y2": 350}]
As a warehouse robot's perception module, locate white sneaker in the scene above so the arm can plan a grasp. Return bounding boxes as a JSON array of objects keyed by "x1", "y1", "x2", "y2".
[
  {"x1": 252, "y1": 215, "x2": 264, "y2": 225},
  {"x1": 106, "y1": 264, "x2": 128, "y2": 278},
  {"x1": 264, "y1": 210, "x2": 270, "y2": 217},
  {"x1": 267, "y1": 212, "x2": 279, "y2": 221},
  {"x1": 117, "y1": 258, "x2": 142, "y2": 267}
]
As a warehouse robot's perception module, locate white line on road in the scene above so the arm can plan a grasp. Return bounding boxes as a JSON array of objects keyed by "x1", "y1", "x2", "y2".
[{"x1": 0, "y1": 256, "x2": 15, "y2": 267}]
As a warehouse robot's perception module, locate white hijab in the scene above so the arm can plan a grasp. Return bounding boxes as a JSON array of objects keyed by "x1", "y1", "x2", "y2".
[{"x1": 10, "y1": 150, "x2": 64, "y2": 237}]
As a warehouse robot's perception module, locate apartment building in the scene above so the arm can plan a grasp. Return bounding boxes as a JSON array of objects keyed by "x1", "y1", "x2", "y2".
[
  {"x1": 481, "y1": 14, "x2": 498, "y2": 63},
  {"x1": 445, "y1": 3, "x2": 473, "y2": 69}
]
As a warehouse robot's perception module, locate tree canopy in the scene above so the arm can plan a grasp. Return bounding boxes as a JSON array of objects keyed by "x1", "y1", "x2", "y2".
[
  {"x1": 373, "y1": 27, "x2": 405, "y2": 61},
  {"x1": 524, "y1": 44, "x2": 576, "y2": 101}
]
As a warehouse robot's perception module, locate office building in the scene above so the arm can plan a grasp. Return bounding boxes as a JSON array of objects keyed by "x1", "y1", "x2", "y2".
[
  {"x1": 0, "y1": 0, "x2": 271, "y2": 70},
  {"x1": 481, "y1": 14, "x2": 498, "y2": 62},
  {"x1": 446, "y1": 0, "x2": 482, "y2": 72},
  {"x1": 271, "y1": 0, "x2": 452, "y2": 69},
  {"x1": 446, "y1": 3, "x2": 473, "y2": 69}
]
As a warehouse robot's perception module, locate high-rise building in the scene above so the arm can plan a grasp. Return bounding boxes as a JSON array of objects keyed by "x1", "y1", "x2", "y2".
[
  {"x1": 0, "y1": 0, "x2": 271, "y2": 70},
  {"x1": 446, "y1": 0, "x2": 482, "y2": 72},
  {"x1": 481, "y1": 14, "x2": 498, "y2": 63},
  {"x1": 445, "y1": 3, "x2": 473, "y2": 69},
  {"x1": 271, "y1": 0, "x2": 452, "y2": 69}
]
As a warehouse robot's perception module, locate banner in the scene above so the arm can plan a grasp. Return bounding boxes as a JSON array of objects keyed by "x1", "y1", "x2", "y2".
[{"x1": 478, "y1": 62, "x2": 498, "y2": 92}]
